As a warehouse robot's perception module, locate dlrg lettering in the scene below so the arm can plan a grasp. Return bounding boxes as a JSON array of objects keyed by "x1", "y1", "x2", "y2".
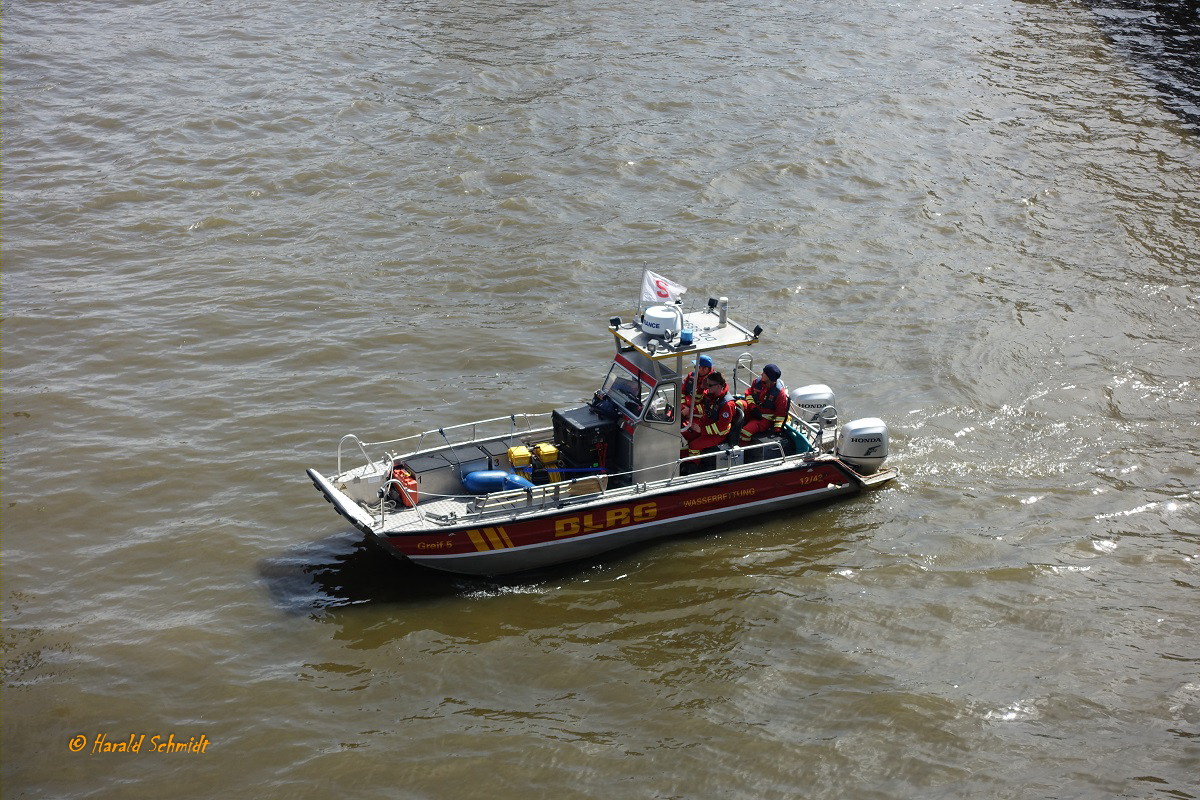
[{"x1": 555, "y1": 503, "x2": 657, "y2": 537}]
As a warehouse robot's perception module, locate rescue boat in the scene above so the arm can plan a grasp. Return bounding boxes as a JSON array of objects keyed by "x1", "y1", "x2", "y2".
[{"x1": 307, "y1": 284, "x2": 896, "y2": 576}]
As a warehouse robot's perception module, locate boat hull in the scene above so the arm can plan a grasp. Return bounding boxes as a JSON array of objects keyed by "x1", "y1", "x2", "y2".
[{"x1": 369, "y1": 460, "x2": 880, "y2": 576}]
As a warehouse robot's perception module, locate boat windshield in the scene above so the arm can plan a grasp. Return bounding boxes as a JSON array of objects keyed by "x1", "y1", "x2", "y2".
[{"x1": 600, "y1": 362, "x2": 646, "y2": 417}]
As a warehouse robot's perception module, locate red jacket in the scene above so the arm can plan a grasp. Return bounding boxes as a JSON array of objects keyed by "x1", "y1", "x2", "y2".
[
  {"x1": 742, "y1": 377, "x2": 788, "y2": 432},
  {"x1": 696, "y1": 382, "x2": 737, "y2": 438},
  {"x1": 681, "y1": 368, "x2": 712, "y2": 401}
]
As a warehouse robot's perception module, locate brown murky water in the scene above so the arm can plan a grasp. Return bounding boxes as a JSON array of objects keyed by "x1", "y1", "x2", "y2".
[{"x1": 4, "y1": 0, "x2": 1199, "y2": 797}]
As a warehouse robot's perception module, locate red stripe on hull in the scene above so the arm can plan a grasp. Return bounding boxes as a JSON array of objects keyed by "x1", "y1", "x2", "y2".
[{"x1": 378, "y1": 461, "x2": 853, "y2": 565}]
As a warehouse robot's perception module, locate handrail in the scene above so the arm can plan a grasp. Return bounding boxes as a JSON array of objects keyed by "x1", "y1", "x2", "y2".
[
  {"x1": 733, "y1": 352, "x2": 756, "y2": 393},
  {"x1": 786, "y1": 406, "x2": 837, "y2": 452},
  {"x1": 408, "y1": 413, "x2": 551, "y2": 451},
  {"x1": 469, "y1": 439, "x2": 798, "y2": 517},
  {"x1": 335, "y1": 413, "x2": 554, "y2": 476},
  {"x1": 728, "y1": 356, "x2": 832, "y2": 449},
  {"x1": 345, "y1": 414, "x2": 821, "y2": 526},
  {"x1": 336, "y1": 434, "x2": 374, "y2": 476},
  {"x1": 379, "y1": 478, "x2": 424, "y2": 525}
]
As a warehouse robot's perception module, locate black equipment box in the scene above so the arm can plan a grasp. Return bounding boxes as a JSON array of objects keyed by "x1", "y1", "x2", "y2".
[
  {"x1": 476, "y1": 439, "x2": 516, "y2": 468},
  {"x1": 552, "y1": 405, "x2": 618, "y2": 469},
  {"x1": 399, "y1": 446, "x2": 491, "y2": 497}
]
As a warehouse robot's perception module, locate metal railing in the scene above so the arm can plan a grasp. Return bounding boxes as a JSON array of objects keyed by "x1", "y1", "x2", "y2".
[
  {"x1": 729, "y1": 351, "x2": 838, "y2": 451},
  {"x1": 454, "y1": 438, "x2": 802, "y2": 520},
  {"x1": 336, "y1": 413, "x2": 554, "y2": 476},
  {"x1": 379, "y1": 476, "x2": 425, "y2": 526},
  {"x1": 733, "y1": 351, "x2": 756, "y2": 393},
  {"x1": 340, "y1": 407, "x2": 833, "y2": 528}
]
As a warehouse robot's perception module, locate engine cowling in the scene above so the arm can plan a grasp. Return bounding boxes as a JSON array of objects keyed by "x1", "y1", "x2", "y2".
[
  {"x1": 836, "y1": 418, "x2": 889, "y2": 474},
  {"x1": 790, "y1": 384, "x2": 837, "y2": 424}
]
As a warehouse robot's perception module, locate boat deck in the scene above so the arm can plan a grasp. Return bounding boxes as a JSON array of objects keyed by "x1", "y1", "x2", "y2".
[{"x1": 370, "y1": 452, "x2": 858, "y2": 535}]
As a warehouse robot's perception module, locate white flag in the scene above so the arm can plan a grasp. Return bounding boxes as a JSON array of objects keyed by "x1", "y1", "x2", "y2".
[{"x1": 641, "y1": 271, "x2": 687, "y2": 304}]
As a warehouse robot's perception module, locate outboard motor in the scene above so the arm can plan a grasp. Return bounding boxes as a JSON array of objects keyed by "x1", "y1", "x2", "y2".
[
  {"x1": 790, "y1": 384, "x2": 838, "y2": 424},
  {"x1": 836, "y1": 418, "x2": 889, "y2": 474}
]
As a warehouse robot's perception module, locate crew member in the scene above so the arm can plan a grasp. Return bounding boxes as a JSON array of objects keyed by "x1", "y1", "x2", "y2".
[
  {"x1": 680, "y1": 354, "x2": 713, "y2": 420},
  {"x1": 738, "y1": 363, "x2": 788, "y2": 445},
  {"x1": 682, "y1": 371, "x2": 737, "y2": 457}
]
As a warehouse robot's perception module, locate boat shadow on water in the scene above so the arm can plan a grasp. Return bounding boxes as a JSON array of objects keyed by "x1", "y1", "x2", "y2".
[
  {"x1": 257, "y1": 529, "x2": 487, "y2": 615},
  {"x1": 258, "y1": 502, "x2": 863, "y2": 616},
  {"x1": 255, "y1": 529, "x2": 658, "y2": 615},
  {"x1": 257, "y1": 528, "x2": 707, "y2": 614}
]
